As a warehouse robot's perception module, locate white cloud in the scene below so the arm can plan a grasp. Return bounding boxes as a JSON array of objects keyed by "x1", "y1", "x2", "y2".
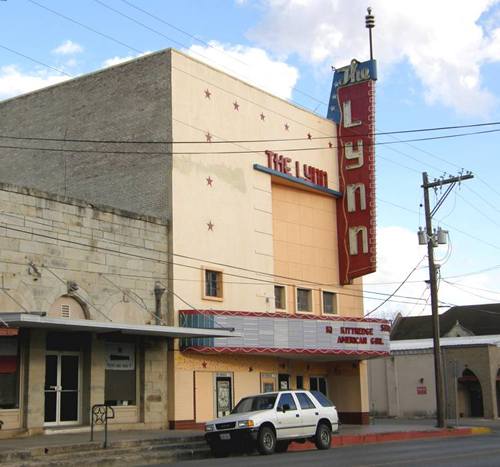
[
  {"x1": 0, "y1": 65, "x2": 69, "y2": 100},
  {"x1": 102, "y1": 51, "x2": 152, "y2": 68},
  {"x1": 249, "y1": 0, "x2": 500, "y2": 116},
  {"x1": 52, "y1": 40, "x2": 84, "y2": 55},
  {"x1": 185, "y1": 41, "x2": 299, "y2": 100},
  {"x1": 363, "y1": 226, "x2": 500, "y2": 319}
]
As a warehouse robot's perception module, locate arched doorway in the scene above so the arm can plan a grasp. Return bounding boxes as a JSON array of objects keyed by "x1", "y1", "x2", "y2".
[{"x1": 458, "y1": 369, "x2": 484, "y2": 417}]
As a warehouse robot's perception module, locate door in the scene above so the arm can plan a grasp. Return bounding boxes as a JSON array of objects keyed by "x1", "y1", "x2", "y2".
[
  {"x1": 295, "y1": 391, "x2": 320, "y2": 436},
  {"x1": 215, "y1": 376, "x2": 232, "y2": 418},
  {"x1": 44, "y1": 352, "x2": 81, "y2": 426},
  {"x1": 275, "y1": 392, "x2": 302, "y2": 439}
]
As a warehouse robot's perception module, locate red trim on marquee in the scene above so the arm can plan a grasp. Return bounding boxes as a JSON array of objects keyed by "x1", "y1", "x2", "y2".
[
  {"x1": 179, "y1": 309, "x2": 388, "y2": 324},
  {"x1": 182, "y1": 346, "x2": 389, "y2": 357},
  {"x1": 0, "y1": 328, "x2": 19, "y2": 336}
]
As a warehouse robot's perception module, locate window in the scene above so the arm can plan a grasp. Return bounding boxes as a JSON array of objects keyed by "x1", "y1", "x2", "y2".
[
  {"x1": 296, "y1": 375, "x2": 304, "y2": 389},
  {"x1": 277, "y1": 393, "x2": 297, "y2": 411},
  {"x1": 274, "y1": 285, "x2": 286, "y2": 310},
  {"x1": 104, "y1": 342, "x2": 136, "y2": 406},
  {"x1": 322, "y1": 291, "x2": 337, "y2": 314},
  {"x1": 310, "y1": 391, "x2": 334, "y2": 408},
  {"x1": 310, "y1": 376, "x2": 328, "y2": 397},
  {"x1": 260, "y1": 373, "x2": 277, "y2": 393},
  {"x1": 0, "y1": 336, "x2": 19, "y2": 409},
  {"x1": 296, "y1": 392, "x2": 316, "y2": 409},
  {"x1": 297, "y1": 288, "x2": 312, "y2": 312},
  {"x1": 204, "y1": 269, "x2": 223, "y2": 300}
]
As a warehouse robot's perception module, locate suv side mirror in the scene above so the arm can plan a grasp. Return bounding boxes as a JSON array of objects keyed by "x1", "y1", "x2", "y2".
[{"x1": 282, "y1": 403, "x2": 290, "y2": 413}]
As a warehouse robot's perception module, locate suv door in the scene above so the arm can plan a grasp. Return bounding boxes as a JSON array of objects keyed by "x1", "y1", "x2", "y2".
[
  {"x1": 295, "y1": 392, "x2": 320, "y2": 436},
  {"x1": 275, "y1": 392, "x2": 302, "y2": 439}
]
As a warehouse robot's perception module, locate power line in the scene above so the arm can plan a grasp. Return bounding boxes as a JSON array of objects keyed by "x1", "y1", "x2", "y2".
[
  {"x1": 0, "y1": 43, "x2": 73, "y2": 77},
  {"x1": 1, "y1": 127, "x2": 500, "y2": 156},
  {"x1": 27, "y1": 0, "x2": 143, "y2": 54},
  {"x1": 365, "y1": 256, "x2": 427, "y2": 317},
  {"x1": 2, "y1": 120, "x2": 500, "y2": 145},
  {"x1": 0, "y1": 220, "x2": 441, "y2": 307},
  {"x1": 43, "y1": 266, "x2": 114, "y2": 322},
  {"x1": 117, "y1": 0, "x2": 327, "y2": 109}
]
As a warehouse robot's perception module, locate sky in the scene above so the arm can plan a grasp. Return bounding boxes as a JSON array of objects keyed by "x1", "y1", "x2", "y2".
[{"x1": 1, "y1": 0, "x2": 500, "y2": 319}]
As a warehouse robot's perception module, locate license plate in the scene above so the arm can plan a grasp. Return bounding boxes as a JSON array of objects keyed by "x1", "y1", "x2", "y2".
[{"x1": 219, "y1": 433, "x2": 231, "y2": 440}]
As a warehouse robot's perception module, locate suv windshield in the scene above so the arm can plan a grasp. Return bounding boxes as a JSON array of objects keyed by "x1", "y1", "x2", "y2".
[{"x1": 231, "y1": 394, "x2": 277, "y2": 414}]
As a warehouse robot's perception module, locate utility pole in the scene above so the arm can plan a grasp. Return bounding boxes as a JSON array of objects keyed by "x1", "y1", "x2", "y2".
[{"x1": 420, "y1": 171, "x2": 473, "y2": 428}]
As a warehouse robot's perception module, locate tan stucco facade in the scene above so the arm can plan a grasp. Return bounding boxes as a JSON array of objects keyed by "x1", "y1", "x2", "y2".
[
  {"x1": 0, "y1": 49, "x2": 379, "y2": 435},
  {"x1": 167, "y1": 50, "x2": 369, "y2": 427}
]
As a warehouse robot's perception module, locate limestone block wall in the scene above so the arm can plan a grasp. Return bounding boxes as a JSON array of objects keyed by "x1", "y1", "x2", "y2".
[{"x1": 0, "y1": 183, "x2": 168, "y2": 323}]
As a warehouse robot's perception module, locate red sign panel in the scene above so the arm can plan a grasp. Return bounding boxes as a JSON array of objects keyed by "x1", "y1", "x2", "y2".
[
  {"x1": 336, "y1": 79, "x2": 376, "y2": 284},
  {"x1": 417, "y1": 386, "x2": 427, "y2": 395}
]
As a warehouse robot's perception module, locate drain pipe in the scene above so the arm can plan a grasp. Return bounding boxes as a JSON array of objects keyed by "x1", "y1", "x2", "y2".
[{"x1": 154, "y1": 282, "x2": 166, "y2": 325}]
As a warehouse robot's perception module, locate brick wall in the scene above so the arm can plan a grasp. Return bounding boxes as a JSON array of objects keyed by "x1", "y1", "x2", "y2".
[
  {"x1": 0, "y1": 183, "x2": 168, "y2": 323},
  {"x1": 0, "y1": 50, "x2": 173, "y2": 219}
]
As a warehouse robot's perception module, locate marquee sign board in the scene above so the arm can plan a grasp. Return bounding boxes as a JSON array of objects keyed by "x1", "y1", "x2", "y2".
[
  {"x1": 328, "y1": 59, "x2": 377, "y2": 284},
  {"x1": 180, "y1": 310, "x2": 390, "y2": 357}
]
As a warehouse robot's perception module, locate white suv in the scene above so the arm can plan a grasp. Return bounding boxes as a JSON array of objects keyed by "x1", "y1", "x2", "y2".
[{"x1": 204, "y1": 390, "x2": 338, "y2": 457}]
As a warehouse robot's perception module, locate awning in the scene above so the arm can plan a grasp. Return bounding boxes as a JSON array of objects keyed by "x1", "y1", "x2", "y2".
[{"x1": 0, "y1": 313, "x2": 238, "y2": 339}]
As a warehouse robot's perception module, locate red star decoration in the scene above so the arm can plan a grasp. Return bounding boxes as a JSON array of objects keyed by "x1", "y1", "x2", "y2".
[
  {"x1": 328, "y1": 141, "x2": 333, "y2": 148},
  {"x1": 307, "y1": 133, "x2": 312, "y2": 140},
  {"x1": 202, "y1": 361, "x2": 207, "y2": 368},
  {"x1": 206, "y1": 176, "x2": 213, "y2": 186},
  {"x1": 204, "y1": 89, "x2": 211, "y2": 99},
  {"x1": 260, "y1": 112, "x2": 266, "y2": 121},
  {"x1": 233, "y1": 101, "x2": 240, "y2": 111},
  {"x1": 207, "y1": 221, "x2": 214, "y2": 231},
  {"x1": 284, "y1": 123, "x2": 290, "y2": 131},
  {"x1": 205, "y1": 132, "x2": 212, "y2": 142}
]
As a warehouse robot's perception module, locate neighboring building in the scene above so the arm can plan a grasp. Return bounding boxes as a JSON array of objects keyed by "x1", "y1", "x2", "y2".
[
  {"x1": 0, "y1": 183, "x2": 234, "y2": 435},
  {"x1": 368, "y1": 305, "x2": 500, "y2": 419},
  {"x1": 0, "y1": 49, "x2": 389, "y2": 436}
]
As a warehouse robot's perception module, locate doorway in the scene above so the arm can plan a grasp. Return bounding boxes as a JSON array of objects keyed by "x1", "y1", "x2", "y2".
[
  {"x1": 215, "y1": 375, "x2": 232, "y2": 418},
  {"x1": 458, "y1": 369, "x2": 484, "y2": 417},
  {"x1": 44, "y1": 352, "x2": 81, "y2": 426}
]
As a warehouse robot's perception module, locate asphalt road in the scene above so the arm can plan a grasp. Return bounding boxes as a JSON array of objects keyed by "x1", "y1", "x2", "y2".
[{"x1": 159, "y1": 431, "x2": 500, "y2": 467}]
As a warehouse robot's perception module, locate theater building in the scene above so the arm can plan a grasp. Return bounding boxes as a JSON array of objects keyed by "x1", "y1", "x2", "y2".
[{"x1": 0, "y1": 49, "x2": 388, "y2": 435}]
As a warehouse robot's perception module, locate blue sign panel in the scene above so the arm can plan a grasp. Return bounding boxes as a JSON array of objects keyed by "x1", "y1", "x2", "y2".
[{"x1": 327, "y1": 59, "x2": 377, "y2": 123}]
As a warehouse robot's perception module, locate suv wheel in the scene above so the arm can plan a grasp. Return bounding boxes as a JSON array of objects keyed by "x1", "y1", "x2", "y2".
[
  {"x1": 315, "y1": 422, "x2": 331, "y2": 450},
  {"x1": 258, "y1": 426, "x2": 276, "y2": 455}
]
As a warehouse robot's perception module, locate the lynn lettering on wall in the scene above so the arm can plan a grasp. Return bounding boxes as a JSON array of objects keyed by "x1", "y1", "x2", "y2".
[{"x1": 328, "y1": 59, "x2": 377, "y2": 285}]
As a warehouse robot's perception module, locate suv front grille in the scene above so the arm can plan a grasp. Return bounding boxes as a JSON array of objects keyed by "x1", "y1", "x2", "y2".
[{"x1": 216, "y1": 422, "x2": 236, "y2": 430}]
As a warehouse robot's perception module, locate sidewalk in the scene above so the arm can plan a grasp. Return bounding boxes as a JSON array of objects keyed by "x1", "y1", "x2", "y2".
[{"x1": 0, "y1": 418, "x2": 494, "y2": 464}]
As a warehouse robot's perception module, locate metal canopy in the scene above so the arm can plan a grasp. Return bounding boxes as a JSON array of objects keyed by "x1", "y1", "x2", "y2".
[{"x1": 0, "y1": 313, "x2": 238, "y2": 339}]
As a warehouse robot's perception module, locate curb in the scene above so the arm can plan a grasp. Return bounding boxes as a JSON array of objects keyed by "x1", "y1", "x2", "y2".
[{"x1": 288, "y1": 426, "x2": 492, "y2": 452}]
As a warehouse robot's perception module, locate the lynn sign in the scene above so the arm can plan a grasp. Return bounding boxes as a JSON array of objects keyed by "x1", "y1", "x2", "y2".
[{"x1": 328, "y1": 59, "x2": 377, "y2": 285}]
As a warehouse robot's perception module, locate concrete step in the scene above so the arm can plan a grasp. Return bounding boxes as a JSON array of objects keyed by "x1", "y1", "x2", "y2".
[
  {"x1": 0, "y1": 437, "x2": 210, "y2": 466},
  {"x1": 2, "y1": 445, "x2": 212, "y2": 467}
]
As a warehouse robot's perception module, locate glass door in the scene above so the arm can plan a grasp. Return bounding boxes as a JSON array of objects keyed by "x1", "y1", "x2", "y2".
[
  {"x1": 44, "y1": 352, "x2": 81, "y2": 426},
  {"x1": 215, "y1": 376, "x2": 232, "y2": 418}
]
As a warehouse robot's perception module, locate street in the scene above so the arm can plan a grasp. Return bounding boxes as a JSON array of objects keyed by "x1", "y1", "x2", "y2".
[{"x1": 158, "y1": 431, "x2": 500, "y2": 467}]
